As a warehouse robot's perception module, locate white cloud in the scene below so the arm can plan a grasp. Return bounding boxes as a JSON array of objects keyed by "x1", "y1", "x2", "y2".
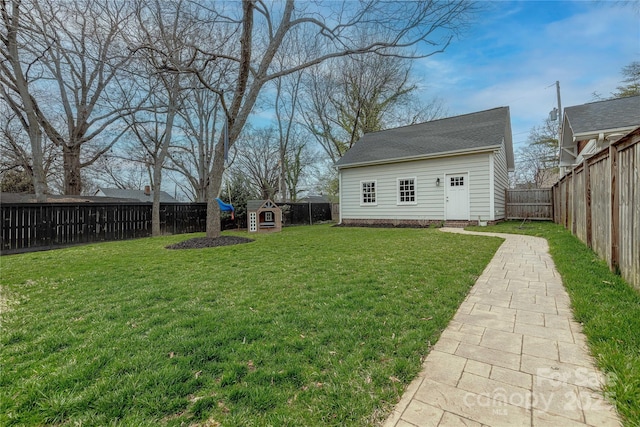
[{"x1": 414, "y1": 1, "x2": 639, "y2": 146}]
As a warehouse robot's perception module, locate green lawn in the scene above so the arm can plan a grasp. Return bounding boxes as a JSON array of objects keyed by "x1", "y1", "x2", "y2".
[
  {"x1": 467, "y1": 221, "x2": 640, "y2": 426},
  {"x1": 0, "y1": 225, "x2": 502, "y2": 426}
]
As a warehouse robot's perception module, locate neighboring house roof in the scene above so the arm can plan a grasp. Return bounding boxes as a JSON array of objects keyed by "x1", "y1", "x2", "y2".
[
  {"x1": 335, "y1": 107, "x2": 514, "y2": 171},
  {"x1": 298, "y1": 195, "x2": 330, "y2": 203},
  {"x1": 95, "y1": 187, "x2": 177, "y2": 203},
  {"x1": 559, "y1": 96, "x2": 640, "y2": 170},
  {"x1": 0, "y1": 192, "x2": 134, "y2": 203},
  {"x1": 563, "y1": 96, "x2": 640, "y2": 137}
]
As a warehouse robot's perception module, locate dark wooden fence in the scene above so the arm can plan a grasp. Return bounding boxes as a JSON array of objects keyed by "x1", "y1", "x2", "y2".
[
  {"x1": 2, "y1": 201, "x2": 333, "y2": 255},
  {"x1": 1, "y1": 202, "x2": 207, "y2": 254},
  {"x1": 223, "y1": 202, "x2": 332, "y2": 229},
  {"x1": 505, "y1": 189, "x2": 553, "y2": 220},
  {"x1": 281, "y1": 202, "x2": 332, "y2": 226},
  {"x1": 552, "y1": 128, "x2": 639, "y2": 290}
]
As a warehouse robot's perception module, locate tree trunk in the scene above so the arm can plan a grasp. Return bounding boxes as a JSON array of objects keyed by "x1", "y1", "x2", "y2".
[
  {"x1": 205, "y1": 0, "x2": 254, "y2": 238},
  {"x1": 206, "y1": 193, "x2": 222, "y2": 238},
  {"x1": 63, "y1": 144, "x2": 83, "y2": 195},
  {"x1": 152, "y1": 83, "x2": 179, "y2": 236},
  {"x1": 206, "y1": 141, "x2": 225, "y2": 238},
  {"x1": 151, "y1": 169, "x2": 162, "y2": 237},
  {"x1": 4, "y1": 2, "x2": 48, "y2": 201},
  {"x1": 30, "y1": 125, "x2": 48, "y2": 202}
]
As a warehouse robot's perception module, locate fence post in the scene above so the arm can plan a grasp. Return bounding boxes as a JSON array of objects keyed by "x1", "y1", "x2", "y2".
[
  {"x1": 504, "y1": 188, "x2": 509, "y2": 219},
  {"x1": 584, "y1": 159, "x2": 592, "y2": 248},
  {"x1": 551, "y1": 185, "x2": 555, "y2": 223},
  {"x1": 571, "y1": 168, "x2": 577, "y2": 235},
  {"x1": 564, "y1": 176, "x2": 569, "y2": 229},
  {"x1": 610, "y1": 143, "x2": 619, "y2": 272}
]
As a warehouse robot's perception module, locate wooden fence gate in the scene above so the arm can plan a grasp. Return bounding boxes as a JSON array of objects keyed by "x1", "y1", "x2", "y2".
[{"x1": 505, "y1": 189, "x2": 553, "y2": 220}]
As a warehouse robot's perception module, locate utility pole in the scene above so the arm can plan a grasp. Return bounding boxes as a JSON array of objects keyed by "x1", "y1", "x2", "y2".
[
  {"x1": 555, "y1": 80, "x2": 562, "y2": 136},
  {"x1": 549, "y1": 81, "x2": 563, "y2": 169}
]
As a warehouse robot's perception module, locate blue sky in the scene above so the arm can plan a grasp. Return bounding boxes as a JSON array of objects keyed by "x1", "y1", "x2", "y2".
[{"x1": 415, "y1": 0, "x2": 640, "y2": 149}]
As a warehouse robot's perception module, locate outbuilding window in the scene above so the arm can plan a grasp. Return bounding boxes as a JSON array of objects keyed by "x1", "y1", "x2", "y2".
[
  {"x1": 450, "y1": 176, "x2": 465, "y2": 186},
  {"x1": 397, "y1": 178, "x2": 416, "y2": 204},
  {"x1": 361, "y1": 181, "x2": 377, "y2": 205}
]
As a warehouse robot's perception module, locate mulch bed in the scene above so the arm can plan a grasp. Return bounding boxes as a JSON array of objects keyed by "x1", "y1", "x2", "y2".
[{"x1": 166, "y1": 236, "x2": 254, "y2": 249}]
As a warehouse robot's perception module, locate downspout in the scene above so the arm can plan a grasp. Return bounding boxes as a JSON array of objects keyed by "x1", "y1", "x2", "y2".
[
  {"x1": 338, "y1": 169, "x2": 343, "y2": 224},
  {"x1": 489, "y1": 152, "x2": 496, "y2": 221}
]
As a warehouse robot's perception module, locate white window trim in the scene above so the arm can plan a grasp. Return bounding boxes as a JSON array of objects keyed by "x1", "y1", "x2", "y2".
[
  {"x1": 249, "y1": 212, "x2": 257, "y2": 232},
  {"x1": 360, "y1": 180, "x2": 377, "y2": 206},
  {"x1": 396, "y1": 177, "x2": 417, "y2": 205}
]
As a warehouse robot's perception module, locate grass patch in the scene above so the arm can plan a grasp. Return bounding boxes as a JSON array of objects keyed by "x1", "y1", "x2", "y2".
[
  {"x1": 467, "y1": 221, "x2": 640, "y2": 426},
  {"x1": 0, "y1": 225, "x2": 501, "y2": 426}
]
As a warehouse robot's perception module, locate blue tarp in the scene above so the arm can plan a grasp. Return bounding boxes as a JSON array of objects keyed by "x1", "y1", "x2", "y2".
[{"x1": 216, "y1": 198, "x2": 234, "y2": 212}]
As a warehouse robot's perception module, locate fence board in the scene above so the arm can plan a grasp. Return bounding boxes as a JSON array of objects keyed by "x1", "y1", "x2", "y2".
[
  {"x1": 590, "y1": 156, "x2": 611, "y2": 264},
  {"x1": 553, "y1": 128, "x2": 639, "y2": 290},
  {"x1": 1, "y1": 203, "x2": 207, "y2": 254},
  {"x1": 574, "y1": 169, "x2": 586, "y2": 242},
  {"x1": 618, "y1": 141, "x2": 640, "y2": 287},
  {"x1": 505, "y1": 189, "x2": 553, "y2": 220}
]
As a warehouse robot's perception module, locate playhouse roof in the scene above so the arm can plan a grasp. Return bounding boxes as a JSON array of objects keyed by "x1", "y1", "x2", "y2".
[{"x1": 247, "y1": 199, "x2": 279, "y2": 211}]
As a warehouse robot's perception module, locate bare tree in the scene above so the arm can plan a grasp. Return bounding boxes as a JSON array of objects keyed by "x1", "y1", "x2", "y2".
[
  {"x1": 162, "y1": 0, "x2": 474, "y2": 237},
  {"x1": 86, "y1": 153, "x2": 149, "y2": 191},
  {"x1": 613, "y1": 61, "x2": 640, "y2": 98},
  {"x1": 301, "y1": 54, "x2": 446, "y2": 163},
  {"x1": 234, "y1": 127, "x2": 281, "y2": 200},
  {"x1": 0, "y1": 103, "x2": 61, "y2": 185},
  {"x1": 0, "y1": 0, "x2": 49, "y2": 200},
  {"x1": 283, "y1": 135, "x2": 316, "y2": 202},
  {"x1": 123, "y1": 84, "x2": 181, "y2": 236},
  {"x1": 1, "y1": 0, "x2": 140, "y2": 195},
  {"x1": 273, "y1": 71, "x2": 306, "y2": 201},
  {"x1": 515, "y1": 118, "x2": 559, "y2": 188},
  {"x1": 169, "y1": 71, "x2": 231, "y2": 202}
]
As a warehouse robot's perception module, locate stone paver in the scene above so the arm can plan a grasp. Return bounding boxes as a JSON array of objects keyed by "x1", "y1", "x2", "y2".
[{"x1": 383, "y1": 229, "x2": 621, "y2": 427}]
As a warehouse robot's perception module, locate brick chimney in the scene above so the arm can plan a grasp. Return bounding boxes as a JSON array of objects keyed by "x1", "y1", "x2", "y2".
[{"x1": 144, "y1": 185, "x2": 151, "y2": 196}]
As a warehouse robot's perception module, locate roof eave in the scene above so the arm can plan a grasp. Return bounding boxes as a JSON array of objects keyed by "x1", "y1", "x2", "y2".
[
  {"x1": 335, "y1": 145, "x2": 502, "y2": 169},
  {"x1": 572, "y1": 125, "x2": 639, "y2": 141}
]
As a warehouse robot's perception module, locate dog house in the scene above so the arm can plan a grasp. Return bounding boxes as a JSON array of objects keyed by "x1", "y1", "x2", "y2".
[{"x1": 247, "y1": 199, "x2": 282, "y2": 233}]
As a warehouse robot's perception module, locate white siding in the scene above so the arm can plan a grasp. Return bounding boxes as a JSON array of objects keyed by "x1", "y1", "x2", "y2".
[
  {"x1": 493, "y1": 140, "x2": 509, "y2": 220},
  {"x1": 339, "y1": 153, "x2": 492, "y2": 221}
]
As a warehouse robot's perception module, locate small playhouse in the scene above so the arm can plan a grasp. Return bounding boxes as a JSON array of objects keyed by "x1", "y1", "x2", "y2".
[{"x1": 247, "y1": 199, "x2": 282, "y2": 233}]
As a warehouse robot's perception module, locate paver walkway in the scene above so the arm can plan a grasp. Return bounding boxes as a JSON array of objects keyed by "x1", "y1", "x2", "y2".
[{"x1": 383, "y1": 229, "x2": 622, "y2": 427}]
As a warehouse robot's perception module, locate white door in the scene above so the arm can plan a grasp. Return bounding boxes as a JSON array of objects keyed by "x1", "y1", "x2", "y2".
[{"x1": 445, "y1": 173, "x2": 469, "y2": 220}]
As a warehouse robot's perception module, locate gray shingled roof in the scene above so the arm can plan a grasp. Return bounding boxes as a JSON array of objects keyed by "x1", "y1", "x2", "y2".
[
  {"x1": 247, "y1": 199, "x2": 280, "y2": 211},
  {"x1": 247, "y1": 200, "x2": 266, "y2": 211},
  {"x1": 0, "y1": 192, "x2": 135, "y2": 203},
  {"x1": 97, "y1": 188, "x2": 177, "y2": 203},
  {"x1": 335, "y1": 107, "x2": 513, "y2": 168},
  {"x1": 564, "y1": 95, "x2": 640, "y2": 135}
]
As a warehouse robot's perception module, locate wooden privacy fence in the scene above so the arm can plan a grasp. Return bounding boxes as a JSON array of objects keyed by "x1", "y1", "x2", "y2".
[
  {"x1": 2, "y1": 201, "x2": 334, "y2": 254},
  {"x1": 223, "y1": 202, "x2": 332, "y2": 229},
  {"x1": 1, "y1": 203, "x2": 207, "y2": 254},
  {"x1": 280, "y1": 202, "x2": 332, "y2": 226},
  {"x1": 552, "y1": 128, "x2": 640, "y2": 290},
  {"x1": 505, "y1": 189, "x2": 553, "y2": 220}
]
